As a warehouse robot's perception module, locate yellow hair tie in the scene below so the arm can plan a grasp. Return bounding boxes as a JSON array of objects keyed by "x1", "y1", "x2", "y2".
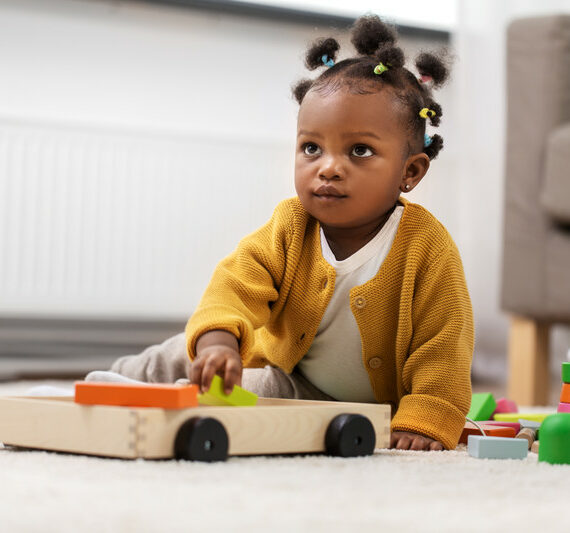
[
  {"x1": 373, "y1": 62, "x2": 389, "y2": 75},
  {"x1": 419, "y1": 108, "x2": 436, "y2": 119}
]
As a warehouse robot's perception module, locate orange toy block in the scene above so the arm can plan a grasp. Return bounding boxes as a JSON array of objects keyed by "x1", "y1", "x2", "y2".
[
  {"x1": 75, "y1": 381, "x2": 199, "y2": 409},
  {"x1": 459, "y1": 422, "x2": 516, "y2": 444},
  {"x1": 560, "y1": 383, "x2": 570, "y2": 403}
]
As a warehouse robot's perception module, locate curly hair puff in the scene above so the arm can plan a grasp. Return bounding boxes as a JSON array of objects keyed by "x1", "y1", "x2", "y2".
[{"x1": 292, "y1": 15, "x2": 451, "y2": 160}]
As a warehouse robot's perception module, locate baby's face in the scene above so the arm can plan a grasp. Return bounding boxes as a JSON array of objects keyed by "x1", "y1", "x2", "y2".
[{"x1": 295, "y1": 88, "x2": 412, "y2": 230}]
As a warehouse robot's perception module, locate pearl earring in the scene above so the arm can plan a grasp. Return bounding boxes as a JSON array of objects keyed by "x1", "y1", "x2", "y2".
[{"x1": 404, "y1": 184, "x2": 410, "y2": 191}]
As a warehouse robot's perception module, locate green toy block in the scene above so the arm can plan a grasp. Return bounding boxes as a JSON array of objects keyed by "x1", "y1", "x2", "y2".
[
  {"x1": 467, "y1": 393, "x2": 497, "y2": 421},
  {"x1": 494, "y1": 413, "x2": 551, "y2": 423},
  {"x1": 198, "y1": 375, "x2": 258, "y2": 407},
  {"x1": 562, "y1": 362, "x2": 570, "y2": 384},
  {"x1": 538, "y1": 413, "x2": 570, "y2": 465}
]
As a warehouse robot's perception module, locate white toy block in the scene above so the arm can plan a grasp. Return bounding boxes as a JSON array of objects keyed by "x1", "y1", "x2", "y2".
[
  {"x1": 468, "y1": 435, "x2": 528, "y2": 460},
  {"x1": 518, "y1": 419, "x2": 541, "y2": 430}
]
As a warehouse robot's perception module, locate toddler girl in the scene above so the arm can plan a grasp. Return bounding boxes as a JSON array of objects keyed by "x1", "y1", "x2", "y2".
[{"x1": 108, "y1": 15, "x2": 473, "y2": 451}]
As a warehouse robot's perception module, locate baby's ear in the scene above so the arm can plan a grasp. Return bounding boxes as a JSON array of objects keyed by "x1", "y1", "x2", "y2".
[{"x1": 403, "y1": 153, "x2": 430, "y2": 190}]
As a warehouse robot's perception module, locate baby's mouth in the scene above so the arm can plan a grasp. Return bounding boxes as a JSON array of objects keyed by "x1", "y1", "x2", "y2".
[{"x1": 314, "y1": 184, "x2": 347, "y2": 198}]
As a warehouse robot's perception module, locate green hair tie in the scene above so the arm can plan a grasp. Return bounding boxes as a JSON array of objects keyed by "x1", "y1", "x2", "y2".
[{"x1": 373, "y1": 62, "x2": 389, "y2": 75}]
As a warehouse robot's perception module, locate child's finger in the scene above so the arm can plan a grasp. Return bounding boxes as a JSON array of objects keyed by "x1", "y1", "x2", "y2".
[
  {"x1": 394, "y1": 434, "x2": 412, "y2": 450},
  {"x1": 389, "y1": 433, "x2": 398, "y2": 448},
  {"x1": 223, "y1": 356, "x2": 242, "y2": 395},
  {"x1": 429, "y1": 441, "x2": 444, "y2": 451},
  {"x1": 190, "y1": 356, "x2": 206, "y2": 388},
  {"x1": 410, "y1": 436, "x2": 428, "y2": 451},
  {"x1": 200, "y1": 354, "x2": 224, "y2": 393}
]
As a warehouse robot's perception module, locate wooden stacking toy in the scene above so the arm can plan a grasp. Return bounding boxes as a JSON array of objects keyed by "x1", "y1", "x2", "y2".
[
  {"x1": 0, "y1": 380, "x2": 390, "y2": 461},
  {"x1": 557, "y1": 362, "x2": 570, "y2": 414},
  {"x1": 539, "y1": 362, "x2": 570, "y2": 464},
  {"x1": 538, "y1": 413, "x2": 570, "y2": 465}
]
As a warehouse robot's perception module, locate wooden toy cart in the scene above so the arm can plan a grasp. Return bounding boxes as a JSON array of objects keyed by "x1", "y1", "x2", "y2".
[{"x1": 0, "y1": 396, "x2": 391, "y2": 461}]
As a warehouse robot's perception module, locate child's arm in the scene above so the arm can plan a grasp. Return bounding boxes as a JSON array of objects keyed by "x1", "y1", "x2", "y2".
[
  {"x1": 391, "y1": 242, "x2": 474, "y2": 450},
  {"x1": 191, "y1": 330, "x2": 241, "y2": 394},
  {"x1": 186, "y1": 199, "x2": 297, "y2": 372}
]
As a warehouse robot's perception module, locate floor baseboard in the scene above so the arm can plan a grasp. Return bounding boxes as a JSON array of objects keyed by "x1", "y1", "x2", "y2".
[{"x1": 0, "y1": 316, "x2": 186, "y2": 380}]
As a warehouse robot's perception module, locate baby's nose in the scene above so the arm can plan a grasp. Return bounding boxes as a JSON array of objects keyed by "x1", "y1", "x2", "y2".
[{"x1": 318, "y1": 155, "x2": 344, "y2": 180}]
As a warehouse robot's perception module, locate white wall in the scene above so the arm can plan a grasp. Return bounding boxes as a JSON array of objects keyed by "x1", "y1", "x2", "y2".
[
  {"x1": 1, "y1": 0, "x2": 568, "y2": 374},
  {"x1": 0, "y1": 0, "x2": 445, "y2": 318},
  {"x1": 1, "y1": 0, "x2": 304, "y2": 140},
  {"x1": 0, "y1": 0, "x2": 299, "y2": 319},
  {"x1": 451, "y1": 0, "x2": 570, "y2": 378}
]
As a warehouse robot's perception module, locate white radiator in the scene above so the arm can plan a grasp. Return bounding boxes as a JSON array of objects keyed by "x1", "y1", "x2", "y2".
[{"x1": 0, "y1": 118, "x2": 294, "y2": 319}]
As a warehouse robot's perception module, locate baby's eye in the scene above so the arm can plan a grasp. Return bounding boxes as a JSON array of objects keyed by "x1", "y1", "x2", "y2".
[
  {"x1": 351, "y1": 145, "x2": 373, "y2": 157},
  {"x1": 303, "y1": 143, "x2": 322, "y2": 156}
]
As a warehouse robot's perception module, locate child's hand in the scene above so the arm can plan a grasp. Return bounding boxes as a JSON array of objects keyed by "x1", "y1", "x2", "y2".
[
  {"x1": 191, "y1": 330, "x2": 242, "y2": 394},
  {"x1": 390, "y1": 431, "x2": 444, "y2": 451}
]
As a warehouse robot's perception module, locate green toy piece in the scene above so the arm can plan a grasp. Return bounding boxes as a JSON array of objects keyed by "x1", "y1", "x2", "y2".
[
  {"x1": 562, "y1": 362, "x2": 570, "y2": 384},
  {"x1": 467, "y1": 393, "x2": 497, "y2": 421},
  {"x1": 538, "y1": 413, "x2": 570, "y2": 465},
  {"x1": 198, "y1": 375, "x2": 258, "y2": 407}
]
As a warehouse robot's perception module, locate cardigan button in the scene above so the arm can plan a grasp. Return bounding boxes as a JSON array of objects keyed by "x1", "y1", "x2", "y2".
[
  {"x1": 354, "y1": 296, "x2": 366, "y2": 309},
  {"x1": 368, "y1": 357, "x2": 382, "y2": 369}
]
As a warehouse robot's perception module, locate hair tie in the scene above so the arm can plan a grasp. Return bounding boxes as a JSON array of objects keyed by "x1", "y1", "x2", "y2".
[
  {"x1": 419, "y1": 107, "x2": 436, "y2": 119},
  {"x1": 424, "y1": 134, "x2": 433, "y2": 148},
  {"x1": 321, "y1": 55, "x2": 335, "y2": 68},
  {"x1": 373, "y1": 62, "x2": 389, "y2": 75},
  {"x1": 419, "y1": 75, "x2": 432, "y2": 84}
]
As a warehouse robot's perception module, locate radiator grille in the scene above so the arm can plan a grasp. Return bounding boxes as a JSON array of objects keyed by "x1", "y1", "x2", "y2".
[{"x1": 0, "y1": 119, "x2": 293, "y2": 318}]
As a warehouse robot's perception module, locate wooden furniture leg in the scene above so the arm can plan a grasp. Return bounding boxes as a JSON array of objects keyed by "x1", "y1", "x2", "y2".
[{"x1": 507, "y1": 316, "x2": 551, "y2": 406}]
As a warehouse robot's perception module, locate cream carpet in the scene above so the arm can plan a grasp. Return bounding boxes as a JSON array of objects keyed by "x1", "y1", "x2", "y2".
[{"x1": 1, "y1": 380, "x2": 569, "y2": 533}]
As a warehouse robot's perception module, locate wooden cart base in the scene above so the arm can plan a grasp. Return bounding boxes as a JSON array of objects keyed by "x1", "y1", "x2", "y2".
[{"x1": 0, "y1": 396, "x2": 391, "y2": 460}]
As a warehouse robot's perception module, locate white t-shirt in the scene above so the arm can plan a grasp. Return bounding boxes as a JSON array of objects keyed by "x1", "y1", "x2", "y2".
[{"x1": 297, "y1": 206, "x2": 404, "y2": 402}]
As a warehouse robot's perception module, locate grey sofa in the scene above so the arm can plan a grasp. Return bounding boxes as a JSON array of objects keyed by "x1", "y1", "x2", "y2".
[{"x1": 501, "y1": 15, "x2": 570, "y2": 405}]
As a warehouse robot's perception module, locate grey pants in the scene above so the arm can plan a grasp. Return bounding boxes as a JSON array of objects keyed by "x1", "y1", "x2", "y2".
[{"x1": 109, "y1": 332, "x2": 334, "y2": 401}]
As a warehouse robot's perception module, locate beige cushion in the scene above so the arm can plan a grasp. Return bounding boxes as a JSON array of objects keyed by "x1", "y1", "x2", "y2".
[
  {"x1": 541, "y1": 124, "x2": 570, "y2": 225},
  {"x1": 501, "y1": 15, "x2": 570, "y2": 321}
]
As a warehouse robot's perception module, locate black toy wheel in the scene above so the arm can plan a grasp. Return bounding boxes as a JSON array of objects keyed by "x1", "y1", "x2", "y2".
[
  {"x1": 174, "y1": 417, "x2": 229, "y2": 462},
  {"x1": 325, "y1": 413, "x2": 376, "y2": 457}
]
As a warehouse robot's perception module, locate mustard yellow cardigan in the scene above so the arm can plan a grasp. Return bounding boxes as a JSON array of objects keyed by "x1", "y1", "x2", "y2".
[{"x1": 186, "y1": 197, "x2": 473, "y2": 449}]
